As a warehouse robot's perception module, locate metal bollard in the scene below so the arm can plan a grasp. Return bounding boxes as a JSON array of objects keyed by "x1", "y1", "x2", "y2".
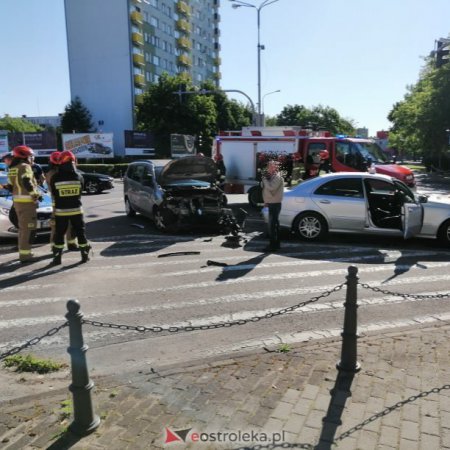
[
  {"x1": 66, "y1": 299, "x2": 100, "y2": 436},
  {"x1": 336, "y1": 266, "x2": 361, "y2": 373}
]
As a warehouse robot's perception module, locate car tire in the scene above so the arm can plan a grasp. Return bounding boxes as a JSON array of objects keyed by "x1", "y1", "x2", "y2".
[
  {"x1": 85, "y1": 181, "x2": 99, "y2": 195},
  {"x1": 293, "y1": 212, "x2": 328, "y2": 241},
  {"x1": 125, "y1": 197, "x2": 136, "y2": 217},
  {"x1": 154, "y1": 207, "x2": 178, "y2": 233},
  {"x1": 248, "y1": 185, "x2": 263, "y2": 208},
  {"x1": 438, "y1": 219, "x2": 450, "y2": 247}
]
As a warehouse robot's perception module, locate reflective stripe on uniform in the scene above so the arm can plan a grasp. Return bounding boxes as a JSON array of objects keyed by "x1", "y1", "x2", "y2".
[
  {"x1": 54, "y1": 208, "x2": 83, "y2": 216},
  {"x1": 13, "y1": 195, "x2": 35, "y2": 203},
  {"x1": 19, "y1": 249, "x2": 32, "y2": 255},
  {"x1": 53, "y1": 244, "x2": 64, "y2": 249}
]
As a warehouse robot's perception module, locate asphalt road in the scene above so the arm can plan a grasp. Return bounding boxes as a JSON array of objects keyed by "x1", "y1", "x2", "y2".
[{"x1": 1, "y1": 175, "x2": 450, "y2": 400}]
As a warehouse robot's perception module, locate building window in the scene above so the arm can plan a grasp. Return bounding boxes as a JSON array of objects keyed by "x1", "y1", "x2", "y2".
[
  {"x1": 153, "y1": 55, "x2": 160, "y2": 65},
  {"x1": 154, "y1": 74, "x2": 160, "y2": 82},
  {"x1": 150, "y1": 16, "x2": 159, "y2": 27}
]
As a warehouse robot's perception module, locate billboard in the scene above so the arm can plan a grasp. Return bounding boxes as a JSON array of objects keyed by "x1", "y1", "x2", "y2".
[
  {"x1": 8, "y1": 131, "x2": 57, "y2": 156},
  {"x1": 124, "y1": 130, "x2": 155, "y2": 156},
  {"x1": 62, "y1": 133, "x2": 114, "y2": 159},
  {"x1": 170, "y1": 134, "x2": 196, "y2": 158}
]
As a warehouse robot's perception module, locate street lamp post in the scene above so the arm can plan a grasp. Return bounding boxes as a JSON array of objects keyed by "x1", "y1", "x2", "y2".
[
  {"x1": 262, "y1": 89, "x2": 280, "y2": 124},
  {"x1": 230, "y1": 0, "x2": 281, "y2": 126}
]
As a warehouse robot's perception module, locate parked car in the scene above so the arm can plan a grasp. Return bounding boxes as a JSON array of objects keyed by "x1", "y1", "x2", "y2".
[
  {"x1": 123, "y1": 157, "x2": 228, "y2": 232},
  {"x1": 262, "y1": 172, "x2": 450, "y2": 246},
  {"x1": 42, "y1": 165, "x2": 114, "y2": 195},
  {"x1": 0, "y1": 174, "x2": 53, "y2": 238},
  {"x1": 77, "y1": 170, "x2": 114, "y2": 194},
  {"x1": 0, "y1": 162, "x2": 7, "y2": 172}
]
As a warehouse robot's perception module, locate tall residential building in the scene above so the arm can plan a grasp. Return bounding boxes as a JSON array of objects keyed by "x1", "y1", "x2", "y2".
[{"x1": 64, "y1": 0, "x2": 221, "y2": 156}]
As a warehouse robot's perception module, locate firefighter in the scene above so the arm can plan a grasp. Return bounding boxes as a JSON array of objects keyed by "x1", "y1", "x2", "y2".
[
  {"x1": 215, "y1": 153, "x2": 226, "y2": 190},
  {"x1": 50, "y1": 150, "x2": 91, "y2": 265},
  {"x1": 7, "y1": 145, "x2": 41, "y2": 263},
  {"x1": 46, "y1": 151, "x2": 79, "y2": 251}
]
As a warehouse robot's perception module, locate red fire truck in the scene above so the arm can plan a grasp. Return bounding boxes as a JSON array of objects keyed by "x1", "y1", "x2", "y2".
[{"x1": 212, "y1": 126, "x2": 415, "y2": 206}]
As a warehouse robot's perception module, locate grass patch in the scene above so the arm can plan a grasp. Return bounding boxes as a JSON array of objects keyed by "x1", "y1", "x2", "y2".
[
  {"x1": 59, "y1": 399, "x2": 73, "y2": 421},
  {"x1": 277, "y1": 343, "x2": 292, "y2": 353},
  {"x1": 3, "y1": 354, "x2": 66, "y2": 374}
]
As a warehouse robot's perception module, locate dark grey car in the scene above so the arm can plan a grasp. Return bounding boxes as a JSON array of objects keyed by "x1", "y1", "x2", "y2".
[{"x1": 123, "y1": 157, "x2": 228, "y2": 232}]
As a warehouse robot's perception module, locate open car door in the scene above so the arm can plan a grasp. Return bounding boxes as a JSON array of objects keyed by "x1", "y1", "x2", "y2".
[{"x1": 402, "y1": 201, "x2": 423, "y2": 239}]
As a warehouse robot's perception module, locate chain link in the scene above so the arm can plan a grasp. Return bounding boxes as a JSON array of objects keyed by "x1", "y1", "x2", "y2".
[
  {"x1": 336, "y1": 384, "x2": 450, "y2": 441},
  {"x1": 359, "y1": 282, "x2": 450, "y2": 299},
  {"x1": 0, "y1": 322, "x2": 69, "y2": 361},
  {"x1": 82, "y1": 283, "x2": 346, "y2": 334}
]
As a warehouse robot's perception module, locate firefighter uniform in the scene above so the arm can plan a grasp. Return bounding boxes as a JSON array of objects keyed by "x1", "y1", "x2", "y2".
[
  {"x1": 50, "y1": 151, "x2": 91, "y2": 265},
  {"x1": 46, "y1": 156, "x2": 78, "y2": 250},
  {"x1": 7, "y1": 147, "x2": 40, "y2": 263}
]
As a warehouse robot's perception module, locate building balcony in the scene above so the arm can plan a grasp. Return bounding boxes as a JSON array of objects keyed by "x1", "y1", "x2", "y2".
[
  {"x1": 133, "y1": 53, "x2": 145, "y2": 66},
  {"x1": 135, "y1": 94, "x2": 144, "y2": 105},
  {"x1": 176, "y1": 37, "x2": 191, "y2": 50},
  {"x1": 213, "y1": 12, "x2": 221, "y2": 22},
  {"x1": 134, "y1": 74, "x2": 146, "y2": 86},
  {"x1": 177, "y1": 54, "x2": 192, "y2": 67},
  {"x1": 130, "y1": 10, "x2": 143, "y2": 24},
  {"x1": 213, "y1": 71, "x2": 222, "y2": 80},
  {"x1": 214, "y1": 27, "x2": 220, "y2": 36},
  {"x1": 176, "y1": 1, "x2": 191, "y2": 16},
  {"x1": 213, "y1": 57, "x2": 221, "y2": 66},
  {"x1": 132, "y1": 32, "x2": 144, "y2": 46},
  {"x1": 176, "y1": 19, "x2": 191, "y2": 33}
]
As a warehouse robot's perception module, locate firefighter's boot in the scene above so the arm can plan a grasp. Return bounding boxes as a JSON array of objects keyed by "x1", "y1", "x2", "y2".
[
  {"x1": 52, "y1": 247, "x2": 63, "y2": 266},
  {"x1": 80, "y1": 245, "x2": 92, "y2": 263}
]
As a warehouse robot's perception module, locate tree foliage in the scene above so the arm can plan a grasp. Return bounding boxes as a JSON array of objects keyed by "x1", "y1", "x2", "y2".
[
  {"x1": 388, "y1": 52, "x2": 450, "y2": 165},
  {"x1": 275, "y1": 104, "x2": 355, "y2": 135},
  {"x1": 0, "y1": 115, "x2": 42, "y2": 132},
  {"x1": 60, "y1": 96, "x2": 94, "y2": 133},
  {"x1": 136, "y1": 74, "x2": 251, "y2": 156}
]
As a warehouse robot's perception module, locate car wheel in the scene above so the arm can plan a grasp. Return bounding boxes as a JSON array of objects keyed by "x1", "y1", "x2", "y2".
[
  {"x1": 248, "y1": 185, "x2": 263, "y2": 208},
  {"x1": 293, "y1": 212, "x2": 328, "y2": 241},
  {"x1": 125, "y1": 197, "x2": 136, "y2": 217},
  {"x1": 438, "y1": 219, "x2": 450, "y2": 247},
  {"x1": 9, "y1": 206, "x2": 18, "y2": 228},
  {"x1": 85, "y1": 181, "x2": 99, "y2": 194},
  {"x1": 154, "y1": 207, "x2": 178, "y2": 233}
]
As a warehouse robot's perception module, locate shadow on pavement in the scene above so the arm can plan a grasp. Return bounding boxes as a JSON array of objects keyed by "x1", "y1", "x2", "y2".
[{"x1": 46, "y1": 430, "x2": 82, "y2": 449}]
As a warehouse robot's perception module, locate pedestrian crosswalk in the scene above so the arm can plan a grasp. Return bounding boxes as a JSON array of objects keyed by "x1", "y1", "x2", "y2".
[{"x1": 1, "y1": 232, "x2": 450, "y2": 375}]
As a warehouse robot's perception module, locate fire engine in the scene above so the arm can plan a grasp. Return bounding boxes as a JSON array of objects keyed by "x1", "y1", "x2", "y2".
[{"x1": 212, "y1": 126, "x2": 415, "y2": 206}]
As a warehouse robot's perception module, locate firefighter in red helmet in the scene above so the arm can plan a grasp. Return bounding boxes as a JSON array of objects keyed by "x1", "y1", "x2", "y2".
[
  {"x1": 7, "y1": 146, "x2": 42, "y2": 263},
  {"x1": 46, "y1": 151, "x2": 79, "y2": 251},
  {"x1": 50, "y1": 150, "x2": 91, "y2": 265}
]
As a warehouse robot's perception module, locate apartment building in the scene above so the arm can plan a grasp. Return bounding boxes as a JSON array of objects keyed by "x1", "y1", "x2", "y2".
[{"x1": 64, "y1": 0, "x2": 221, "y2": 155}]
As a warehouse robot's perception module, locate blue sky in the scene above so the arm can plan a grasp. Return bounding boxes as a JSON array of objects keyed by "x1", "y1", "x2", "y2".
[{"x1": 0, "y1": 0, "x2": 449, "y2": 136}]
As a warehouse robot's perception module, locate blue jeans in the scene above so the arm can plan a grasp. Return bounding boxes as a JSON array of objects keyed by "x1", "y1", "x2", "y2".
[{"x1": 267, "y1": 203, "x2": 281, "y2": 248}]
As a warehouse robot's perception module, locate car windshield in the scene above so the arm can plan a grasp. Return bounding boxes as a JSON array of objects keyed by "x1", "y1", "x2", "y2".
[
  {"x1": 352, "y1": 142, "x2": 389, "y2": 164},
  {"x1": 0, "y1": 176, "x2": 10, "y2": 196}
]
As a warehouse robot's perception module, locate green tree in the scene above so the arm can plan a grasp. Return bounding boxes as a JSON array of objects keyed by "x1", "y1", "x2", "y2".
[
  {"x1": 0, "y1": 115, "x2": 42, "y2": 132},
  {"x1": 388, "y1": 50, "x2": 450, "y2": 166},
  {"x1": 136, "y1": 74, "x2": 252, "y2": 156},
  {"x1": 275, "y1": 104, "x2": 355, "y2": 135},
  {"x1": 60, "y1": 96, "x2": 94, "y2": 133}
]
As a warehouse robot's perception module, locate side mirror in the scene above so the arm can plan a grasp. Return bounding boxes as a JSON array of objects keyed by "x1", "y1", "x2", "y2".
[{"x1": 418, "y1": 194, "x2": 428, "y2": 203}]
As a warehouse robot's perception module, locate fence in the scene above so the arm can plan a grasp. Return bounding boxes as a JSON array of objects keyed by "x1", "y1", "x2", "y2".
[{"x1": 1, "y1": 266, "x2": 449, "y2": 436}]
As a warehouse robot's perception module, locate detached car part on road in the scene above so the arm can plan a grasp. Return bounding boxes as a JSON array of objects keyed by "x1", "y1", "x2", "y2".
[
  {"x1": 0, "y1": 174, "x2": 52, "y2": 238},
  {"x1": 263, "y1": 172, "x2": 450, "y2": 246},
  {"x1": 123, "y1": 157, "x2": 230, "y2": 232}
]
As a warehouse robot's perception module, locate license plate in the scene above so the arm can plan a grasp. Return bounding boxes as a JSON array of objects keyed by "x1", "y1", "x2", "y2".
[{"x1": 39, "y1": 220, "x2": 50, "y2": 229}]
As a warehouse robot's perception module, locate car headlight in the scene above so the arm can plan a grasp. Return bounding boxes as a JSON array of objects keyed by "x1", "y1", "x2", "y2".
[
  {"x1": 405, "y1": 174, "x2": 414, "y2": 180},
  {"x1": 0, "y1": 207, "x2": 10, "y2": 216}
]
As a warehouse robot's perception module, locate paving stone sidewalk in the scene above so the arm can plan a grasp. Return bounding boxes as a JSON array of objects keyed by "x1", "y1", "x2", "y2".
[{"x1": 1, "y1": 323, "x2": 450, "y2": 450}]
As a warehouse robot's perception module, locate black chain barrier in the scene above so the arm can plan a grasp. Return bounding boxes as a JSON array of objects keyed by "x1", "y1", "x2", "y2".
[
  {"x1": 335, "y1": 383, "x2": 450, "y2": 442},
  {"x1": 0, "y1": 321, "x2": 69, "y2": 361},
  {"x1": 82, "y1": 283, "x2": 346, "y2": 333},
  {"x1": 359, "y1": 282, "x2": 450, "y2": 299}
]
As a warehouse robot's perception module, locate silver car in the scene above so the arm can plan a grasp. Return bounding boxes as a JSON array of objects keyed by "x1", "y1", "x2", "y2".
[{"x1": 263, "y1": 172, "x2": 450, "y2": 246}]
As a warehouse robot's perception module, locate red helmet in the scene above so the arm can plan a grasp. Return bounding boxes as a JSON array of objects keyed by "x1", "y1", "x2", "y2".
[
  {"x1": 12, "y1": 145, "x2": 34, "y2": 159},
  {"x1": 59, "y1": 150, "x2": 76, "y2": 165},
  {"x1": 319, "y1": 149, "x2": 329, "y2": 160},
  {"x1": 49, "y1": 151, "x2": 61, "y2": 165}
]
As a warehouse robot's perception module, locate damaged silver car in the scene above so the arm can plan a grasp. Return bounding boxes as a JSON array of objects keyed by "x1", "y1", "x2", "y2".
[{"x1": 124, "y1": 157, "x2": 231, "y2": 232}]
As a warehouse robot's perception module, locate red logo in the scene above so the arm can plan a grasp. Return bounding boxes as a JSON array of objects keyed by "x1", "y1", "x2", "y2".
[{"x1": 164, "y1": 427, "x2": 192, "y2": 444}]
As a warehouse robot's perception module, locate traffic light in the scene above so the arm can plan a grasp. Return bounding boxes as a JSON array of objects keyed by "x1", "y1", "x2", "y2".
[{"x1": 436, "y1": 38, "x2": 450, "y2": 68}]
